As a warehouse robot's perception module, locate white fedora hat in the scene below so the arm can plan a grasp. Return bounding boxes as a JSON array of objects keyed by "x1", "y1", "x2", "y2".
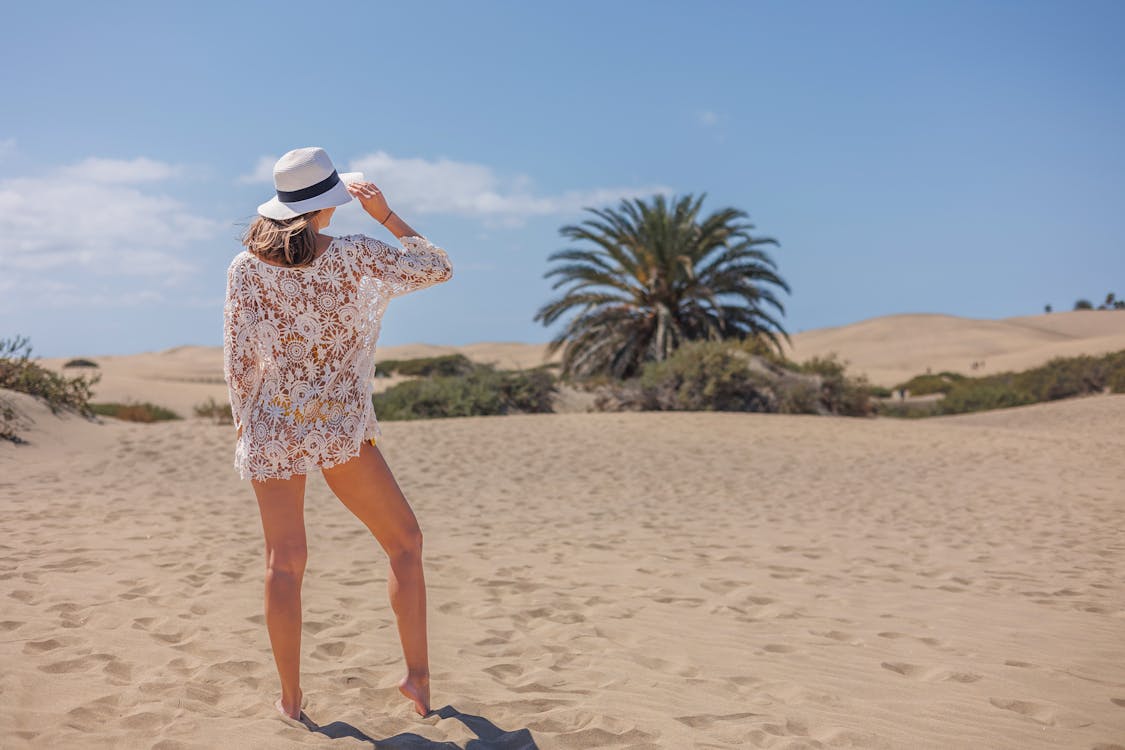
[{"x1": 257, "y1": 146, "x2": 364, "y2": 220}]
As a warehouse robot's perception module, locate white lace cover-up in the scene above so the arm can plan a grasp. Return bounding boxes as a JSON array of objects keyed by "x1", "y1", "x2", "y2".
[{"x1": 223, "y1": 233, "x2": 453, "y2": 481}]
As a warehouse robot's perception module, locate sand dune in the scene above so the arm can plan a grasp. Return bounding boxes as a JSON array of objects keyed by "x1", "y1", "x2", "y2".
[
  {"x1": 2, "y1": 385, "x2": 1124, "y2": 748},
  {"x1": 785, "y1": 309, "x2": 1125, "y2": 386},
  {"x1": 30, "y1": 310, "x2": 1124, "y2": 418}
]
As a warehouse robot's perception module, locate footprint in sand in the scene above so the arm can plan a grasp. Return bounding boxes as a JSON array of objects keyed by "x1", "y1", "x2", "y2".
[
  {"x1": 310, "y1": 640, "x2": 350, "y2": 659},
  {"x1": 653, "y1": 595, "x2": 704, "y2": 606},
  {"x1": 674, "y1": 711, "x2": 761, "y2": 728},
  {"x1": 23, "y1": 637, "x2": 67, "y2": 654},
  {"x1": 39, "y1": 653, "x2": 117, "y2": 675},
  {"x1": 876, "y1": 631, "x2": 947, "y2": 650},
  {"x1": 65, "y1": 695, "x2": 122, "y2": 732},
  {"x1": 632, "y1": 653, "x2": 700, "y2": 678},
  {"x1": 809, "y1": 629, "x2": 863, "y2": 645},
  {"x1": 988, "y1": 697, "x2": 1056, "y2": 725},
  {"x1": 474, "y1": 628, "x2": 515, "y2": 647},
  {"x1": 700, "y1": 579, "x2": 745, "y2": 594},
  {"x1": 881, "y1": 662, "x2": 981, "y2": 683}
]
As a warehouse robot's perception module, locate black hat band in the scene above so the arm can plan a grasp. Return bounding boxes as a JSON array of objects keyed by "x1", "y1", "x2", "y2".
[{"x1": 275, "y1": 170, "x2": 340, "y2": 203}]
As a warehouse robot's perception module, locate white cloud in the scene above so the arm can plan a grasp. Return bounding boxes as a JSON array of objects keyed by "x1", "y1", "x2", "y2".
[
  {"x1": 698, "y1": 110, "x2": 720, "y2": 127},
  {"x1": 346, "y1": 150, "x2": 672, "y2": 225},
  {"x1": 239, "y1": 150, "x2": 673, "y2": 228},
  {"x1": 0, "y1": 137, "x2": 16, "y2": 160},
  {"x1": 0, "y1": 156, "x2": 222, "y2": 281},
  {"x1": 56, "y1": 156, "x2": 183, "y2": 183},
  {"x1": 0, "y1": 277, "x2": 165, "y2": 313},
  {"x1": 237, "y1": 155, "x2": 277, "y2": 185}
]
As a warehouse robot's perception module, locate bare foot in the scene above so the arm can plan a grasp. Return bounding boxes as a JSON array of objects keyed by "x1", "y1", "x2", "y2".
[
  {"x1": 275, "y1": 689, "x2": 303, "y2": 720},
  {"x1": 398, "y1": 673, "x2": 431, "y2": 717}
]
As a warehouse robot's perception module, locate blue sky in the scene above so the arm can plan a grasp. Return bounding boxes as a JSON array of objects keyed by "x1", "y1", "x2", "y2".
[{"x1": 2, "y1": 0, "x2": 1122, "y2": 357}]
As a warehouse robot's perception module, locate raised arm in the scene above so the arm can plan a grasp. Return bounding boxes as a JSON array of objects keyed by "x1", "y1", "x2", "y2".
[
  {"x1": 346, "y1": 179, "x2": 420, "y2": 239},
  {"x1": 343, "y1": 179, "x2": 454, "y2": 296},
  {"x1": 349, "y1": 233, "x2": 453, "y2": 297},
  {"x1": 223, "y1": 263, "x2": 261, "y2": 436}
]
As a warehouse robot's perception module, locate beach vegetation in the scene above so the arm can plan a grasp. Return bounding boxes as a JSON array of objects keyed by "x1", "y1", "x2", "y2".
[
  {"x1": 0, "y1": 397, "x2": 31, "y2": 444},
  {"x1": 877, "y1": 350, "x2": 1125, "y2": 417},
  {"x1": 194, "y1": 396, "x2": 234, "y2": 425},
  {"x1": 1070, "y1": 292, "x2": 1125, "y2": 311},
  {"x1": 375, "y1": 353, "x2": 476, "y2": 378},
  {"x1": 795, "y1": 354, "x2": 876, "y2": 416},
  {"x1": 373, "y1": 362, "x2": 557, "y2": 420},
  {"x1": 63, "y1": 358, "x2": 100, "y2": 368},
  {"x1": 90, "y1": 400, "x2": 182, "y2": 422},
  {"x1": 0, "y1": 335, "x2": 101, "y2": 416},
  {"x1": 533, "y1": 193, "x2": 790, "y2": 380},
  {"x1": 893, "y1": 371, "x2": 967, "y2": 396},
  {"x1": 590, "y1": 340, "x2": 873, "y2": 416}
]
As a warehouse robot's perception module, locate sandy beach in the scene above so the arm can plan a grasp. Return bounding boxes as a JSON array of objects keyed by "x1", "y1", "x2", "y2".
[{"x1": 3, "y1": 311, "x2": 1124, "y2": 748}]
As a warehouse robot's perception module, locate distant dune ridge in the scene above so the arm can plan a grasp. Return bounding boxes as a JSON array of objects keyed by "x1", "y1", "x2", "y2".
[
  {"x1": 27, "y1": 310, "x2": 1125, "y2": 415},
  {"x1": 783, "y1": 309, "x2": 1125, "y2": 386}
]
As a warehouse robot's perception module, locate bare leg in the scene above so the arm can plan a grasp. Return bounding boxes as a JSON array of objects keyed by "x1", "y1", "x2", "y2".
[
  {"x1": 251, "y1": 473, "x2": 308, "y2": 719},
  {"x1": 322, "y1": 440, "x2": 430, "y2": 716}
]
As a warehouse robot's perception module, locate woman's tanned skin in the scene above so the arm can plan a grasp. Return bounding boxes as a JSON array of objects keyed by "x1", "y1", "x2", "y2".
[{"x1": 246, "y1": 181, "x2": 431, "y2": 720}]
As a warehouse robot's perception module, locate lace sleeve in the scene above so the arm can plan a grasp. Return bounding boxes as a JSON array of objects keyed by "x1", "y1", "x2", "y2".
[
  {"x1": 350, "y1": 234, "x2": 453, "y2": 297},
  {"x1": 223, "y1": 263, "x2": 261, "y2": 433}
]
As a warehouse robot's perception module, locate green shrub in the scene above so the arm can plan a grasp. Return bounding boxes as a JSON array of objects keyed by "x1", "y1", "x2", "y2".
[
  {"x1": 936, "y1": 382, "x2": 1035, "y2": 415},
  {"x1": 1012, "y1": 354, "x2": 1107, "y2": 401},
  {"x1": 867, "y1": 384, "x2": 893, "y2": 398},
  {"x1": 63, "y1": 358, "x2": 99, "y2": 368},
  {"x1": 879, "y1": 349, "x2": 1125, "y2": 417},
  {"x1": 894, "y1": 371, "x2": 966, "y2": 396},
  {"x1": 499, "y1": 366, "x2": 558, "y2": 414},
  {"x1": 373, "y1": 363, "x2": 557, "y2": 420},
  {"x1": 90, "y1": 401, "x2": 181, "y2": 423},
  {"x1": 194, "y1": 396, "x2": 233, "y2": 425},
  {"x1": 796, "y1": 354, "x2": 874, "y2": 416},
  {"x1": 638, "y1": 340, "x2": 775, "y2": 412},
  {"x1": 775, "y1": 379, "x2": 821, "y2": 414},
  {"x1": 0, "y1": 335, "x2": 100, "y2": 421},
  {"x1": 590, "y1": 342, "x2": 873, "y2": 416},
  {"x1": 1109, "y1": 367, "x2": 1125, "y2": 394},
  {"x1": 875, "y1": 400, "x2": 940, "y2": 418},
  {"x1": 375, "y1": 353, "x2": 475, "y2": 378},
  {"x1": 733, "y1": 335, "x2": 800, "y2": 371},
  {"x1": 0, "y1": 395, "x2": 30, "y2": 444}
]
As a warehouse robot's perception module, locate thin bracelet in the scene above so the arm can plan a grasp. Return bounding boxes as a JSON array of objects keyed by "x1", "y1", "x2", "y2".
[{"x1": 380, "y1": 209, "x2": 394, "y2": 224}]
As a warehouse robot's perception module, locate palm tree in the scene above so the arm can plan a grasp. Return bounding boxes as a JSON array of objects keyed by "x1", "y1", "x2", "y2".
[{"x1": 533, "y1": 193, "x2": 790, "y2": 380}]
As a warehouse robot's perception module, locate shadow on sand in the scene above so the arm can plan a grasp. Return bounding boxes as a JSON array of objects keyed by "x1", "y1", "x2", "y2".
[{"x1": 289, "y1": 704, "x2": 538, "y2": 749}]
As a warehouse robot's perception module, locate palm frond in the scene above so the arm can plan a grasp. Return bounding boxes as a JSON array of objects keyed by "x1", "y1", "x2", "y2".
[{"x1": 534, "y1": 193, "x2": 790, "y2": 379}]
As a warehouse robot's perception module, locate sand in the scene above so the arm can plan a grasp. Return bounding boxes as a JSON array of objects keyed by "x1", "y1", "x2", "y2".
[
  {"x1": 2, "y1": 382, "x2": 1124, "y2": 748},
  {"x1": 3, "y1": 310, "x2": 1124, "y2": 748},
  {"x1": 783, "y1": 309, "x2": 1125, "y2": 387}
]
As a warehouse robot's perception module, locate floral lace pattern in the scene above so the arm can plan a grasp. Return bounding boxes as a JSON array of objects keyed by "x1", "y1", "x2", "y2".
[{"x1": 223, "y1": 233, "x2": 453, "y2": 481}]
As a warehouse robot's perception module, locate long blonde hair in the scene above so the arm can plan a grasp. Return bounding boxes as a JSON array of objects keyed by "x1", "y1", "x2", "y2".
[{"x1": 241, "y1": 210, "x2": 324, "y2": 267}]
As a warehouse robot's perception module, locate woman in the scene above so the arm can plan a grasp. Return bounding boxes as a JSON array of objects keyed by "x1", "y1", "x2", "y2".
[{"x1": 223, "y1": 146, "x2": 453, "y2": 722}]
